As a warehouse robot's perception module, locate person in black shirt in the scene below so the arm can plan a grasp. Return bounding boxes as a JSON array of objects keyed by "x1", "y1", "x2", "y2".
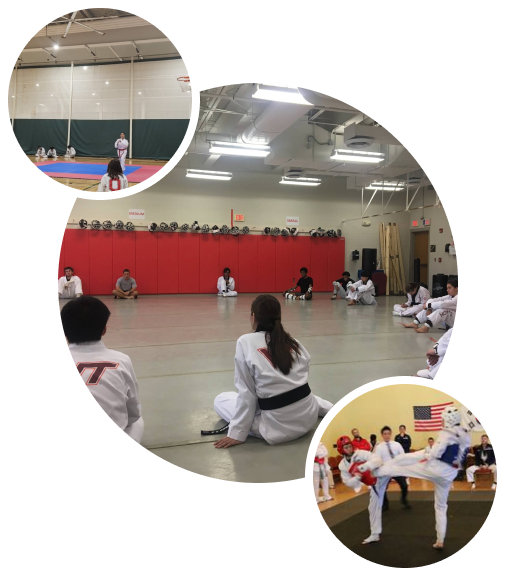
[
  {"x1": 284, "y1": 267, "x2": 313, "y2": 300},
  {"x1": 332, "y1": 271, "x2": 354, "y2": 300},
  {"x1": 395, "y1": 425, "x2": 412, "y2": 453},
  {"x1": 466, "y1": 435, "x2": 497, "y2": 489}
]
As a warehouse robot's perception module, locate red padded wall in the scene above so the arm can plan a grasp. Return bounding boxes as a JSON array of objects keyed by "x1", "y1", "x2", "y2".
[
  {"x1": 293, "y1": 237, "x2": 312, "y2": 285},
  {"x1": 275, "y1": 236, "x2": 294, "y2": 292},
  {"x1": 178, "y1": 233, "x2": 200, "y2": 293},
  {"x1": 199, "y1": 234, "x2": 220, "y2": 293},
  {"x1": 135, "y1": 232, "x2": 158, "y2": 294},
  {"x1": 158, "y1": 233, "x2": 179, "y2": 293},
  {"x1": 219, "y1": 235, "x2": 239, "y2": 290},
  {"x1": 64, "y1": 229, "x2": 90, "y2": 294},
  {"x1": 112, "y1": 231, "x2": 136, "y2": 285},
  {"x1": 238, "y1": 234, "x2": 258, "y2": 293},
  {"x1": 310, "y1": 237, "x2": 329, "y2": 292},
  {"x1": 89, "y1": 230, "x2": 113, "y2": 294},
  {"x1": 257, "y1": 236, "x2": 276, "y2": 292},
  {"x1": 59, "y1": 230, "x2": 345, "y2": 295}
]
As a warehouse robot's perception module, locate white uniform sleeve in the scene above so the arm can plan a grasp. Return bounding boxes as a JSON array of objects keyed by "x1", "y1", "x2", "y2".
[
  {"x1": 430, "y1": 294, "x2": 457, "y2": 311},
  {"x1": 122, "y1": 175, "x2": 128, "y2": 189},
  {"x1": 122, "y1": 358, "x2": 144, "y2": 443},
  {"x1": 228, "y1": 340, "x2": 259, "y2": 442},
  {"x1": 358, "y1": 279, "x2": 374, "y2": 293},
  {"x1": 115, "y1": 139, "x2": 120, "y2": 149},
  {"x1": 434, "y1": 328, "x2": 452, "y2": 356},
  {"x1": 58, "y1": 277, "x2": 64, "y2": 295},
  {"x1": 338, "y1": 461, "x2": 363, "y2": 492},
  {"x1": 229, "y1": 277, "x2": 235, "y2": 291},
  {"x1": 420, "y1": 287, "x2": 430, "y2": 305}
]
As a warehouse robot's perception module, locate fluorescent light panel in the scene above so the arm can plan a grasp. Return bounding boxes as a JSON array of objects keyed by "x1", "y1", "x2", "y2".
[
  {"x1": 365, "y1": 182, "x2": 404, "y2": 191},
  {"x1": 209, "y1": 141, "x2": 271, "y2": 157},
  {"x1": 280, "y1": 177, "x2": 321, "y2": 187},
  {"x1": 252, "y1": 84, "x2": 313, "y2": 105},
  {"x1": 186, "y1": 169, "x2": 232, "y2": 181},
  {"x1": 331, "y1": 149, "x2": 384, "y2": 163}
]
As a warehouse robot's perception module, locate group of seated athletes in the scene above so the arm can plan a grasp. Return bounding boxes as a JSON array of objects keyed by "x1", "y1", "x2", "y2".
[
  {"x1": 58, "y1": 267, "x2": 138, "y2": 300},
  {"x1": 35, "y1": 145, "x2": 76, "y2": 159}
]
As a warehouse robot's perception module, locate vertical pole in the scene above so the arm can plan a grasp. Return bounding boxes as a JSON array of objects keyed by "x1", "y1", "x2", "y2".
[
  {"x1": 231, "y1": 209, "x2": 233, "y2": 228},
  {"x1": 406, "y1": 171, "x2": 410, "y2": 210},
  {"x1": 361, "y1": 187, "x2": 364, "y2": 218},
  {"x1": 129, "y1": 57, "x2": 133, "y2": 159},
  {"x1": 67, "y1": 62, "x2": 74, "y2": 146},
  {"x1": 12, "y1": 61, "x2": 18, "y2": 129}
]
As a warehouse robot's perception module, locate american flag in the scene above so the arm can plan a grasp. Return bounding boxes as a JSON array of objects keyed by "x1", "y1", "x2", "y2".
[{"x1": 413, "y1": 402, "x2": 454, "y2": 431}]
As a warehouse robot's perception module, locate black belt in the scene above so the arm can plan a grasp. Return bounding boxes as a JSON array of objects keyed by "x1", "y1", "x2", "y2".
[{"x1": 258, "y1": 383, "x2": 311, "y2": 411}]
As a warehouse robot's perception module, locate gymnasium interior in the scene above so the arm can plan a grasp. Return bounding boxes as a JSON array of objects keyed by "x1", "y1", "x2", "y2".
[
  {"x1": 9, "y1": 9, "x2": 191, "y2": 191},
  {"x1": 59, "y1": 84, "x2": 458, "y2": 482}
]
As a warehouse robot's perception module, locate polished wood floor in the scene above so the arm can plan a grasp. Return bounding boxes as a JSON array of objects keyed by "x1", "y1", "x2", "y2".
[
  {"x1": 317, "y1": 476, "x2": 495, "y2": 512},
  {"x1": 29, "y1": 156, "x2": 167, "y2": 191}
]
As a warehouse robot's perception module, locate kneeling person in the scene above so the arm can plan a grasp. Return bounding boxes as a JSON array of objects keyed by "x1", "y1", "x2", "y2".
[
  {"x1": 58, "y1": 266, "x2": 83, "y2": 299},
  {"x1": 113, "y1": 269, "x2": 138, "y2": 299},
  {"x1": 284, "y1": 267, "x2": 313, "y2": 300},
  {"x1": 347, "y1": 271, "x2": 376, "y2": 305},
  {"x1": 217, "y1": 267, "x2": 237, "y2": 297},
  {"x1": 61, "y1": 296, "x2": 144, "y2": 443}
]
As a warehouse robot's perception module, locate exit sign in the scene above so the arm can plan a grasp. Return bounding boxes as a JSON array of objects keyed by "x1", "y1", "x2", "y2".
[
  {"x1": 235, "y1": 214, "x2": 245, "y2": 222},
  {"x1": 412, "y1": 220, "x2": 418, "y2": 227},
  {"x1": 423, "y1": 219, "x2": 431, "y2": 226}
]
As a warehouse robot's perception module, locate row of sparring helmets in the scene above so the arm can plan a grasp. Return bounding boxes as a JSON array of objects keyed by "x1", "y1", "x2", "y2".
[{"x1": 77, "y1": 219, "x2": 341, "y2": 237}]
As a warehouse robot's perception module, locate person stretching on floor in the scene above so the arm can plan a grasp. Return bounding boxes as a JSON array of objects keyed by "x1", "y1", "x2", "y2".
[
  {"x1": 332, "y1": 271, "x2": 354, "y2": 300},
  {"x1": 35, "y1": 146, "x2": 46, "y2": 160},
  {"x1": 65, "y1": 145, "x2": 76, "y2": 158},
  {"x1": 403, "y1": 276, "x2": 458, "y2": 333},
  {"x1": 284, "y1": 267, "x2": 313, "y2": 300},
  {"x1": 211, "y1": 294, "x2": 333, "y2": 448},
  {"x1": 47, "y1": 146, "x2": 58, "y2": 159},
  {"x1": 113, "y1": 269, "x2": 139, "y2": 299},
  {"x1": 97, "y1": 159, "x2": 129, "y2": 192},
  {"x1": 346, "y1": 271, "x2": 376, "y2": 306},
  {"x1": 392, "y1": 282, "x2": 431, "y2": 316},
  {"x1": 217, "y1": 267, "x2": 237, "y2": 297}
]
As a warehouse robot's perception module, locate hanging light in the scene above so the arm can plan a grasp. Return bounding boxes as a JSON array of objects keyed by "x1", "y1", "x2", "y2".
[
  {"x1": 209, "y1": 141, "x2": 271, "y2": 158},
  {"x1": 252, "y1": 84, "x2": 313, "y2": 105},
  {"x1": 331, "y1": 149, "x2": 385, "y2": 163},
  {"x1": 280, "y1": 176, "x2": 321, "y2": 187},
  {"x1": 186, "y1": 169, "x2": 233, "y2": 181}
]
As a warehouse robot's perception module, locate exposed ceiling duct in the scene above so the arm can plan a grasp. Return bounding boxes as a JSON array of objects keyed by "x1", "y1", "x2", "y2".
[{"x1": 343, "y1": 123, "x2": 401, "y2": 148}]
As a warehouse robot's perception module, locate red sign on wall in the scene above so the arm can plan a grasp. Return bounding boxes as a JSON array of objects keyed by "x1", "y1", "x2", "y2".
[{"x1": 235, "y1": 214, "x2": 245, "y2": 222}]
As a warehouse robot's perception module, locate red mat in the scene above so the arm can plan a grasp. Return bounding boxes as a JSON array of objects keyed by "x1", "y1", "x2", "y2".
[{"x1": 36, "y1": 161, "x2": 163, "y2": 183}]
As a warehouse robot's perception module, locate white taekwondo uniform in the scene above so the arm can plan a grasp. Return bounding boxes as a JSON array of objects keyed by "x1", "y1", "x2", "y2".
[
  {"x1": 417, "y1": 328, "x2": 452, "y2": 379},
  {"x1": 97, "y1": 173, "x2": 129, "y2": 192},
  {"x1": 69, "y1": 340, "x2": 144, "y2": 443},
  {"x1": 414, "y1": 294, "x2": 457, "y2": 329},
  {"x1": 35, "y1": 147, "x2": 46, "y2": 159},
  {"x1": 46, "y1": 148, "x2": 58, "y2": 159},
  {"x1": 314, "y1": 442, "x2": 332, "y2": 501},
  {"x1": 115, "y1": 138, "x2": 129, "y2": 171},
  {"x1": 393, "y1": 285, "x2": 431, "y2": 316},
  {"x1": 217, "y1": 276, "x2": 237, "y2": 297},
  {"x1": 347, "y1": 279, "x2": 377, "y2": 305},
  {"x1": 58, "y1": 275, "x2": 83, "y2": 299},
  {"x1": 370, "y1": 425, "x2": 470, "y2": 542},
  {"x1": 65, "y1": 146, "x2": 76, "y2": 158},
  {"x1": 214, "y1": 331, "x2": 333, "y2": 445},
  {"x1": 339, "y1": 449, "x2": 387, "y2": 536}
]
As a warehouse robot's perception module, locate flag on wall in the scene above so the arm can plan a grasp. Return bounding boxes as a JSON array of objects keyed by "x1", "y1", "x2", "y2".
[{"x1": 413, "y1": 402, "x2": 454, "y2": 431}]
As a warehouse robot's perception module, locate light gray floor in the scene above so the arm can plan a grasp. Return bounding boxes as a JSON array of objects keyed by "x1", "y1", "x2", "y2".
[{"x1": 63, "y1": 293, "x2": 442, "y2": 483}]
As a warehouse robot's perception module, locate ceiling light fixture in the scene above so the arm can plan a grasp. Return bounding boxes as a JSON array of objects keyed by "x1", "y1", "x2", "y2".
[
  {"x1": 365, "y1": 181, "x2": 405, "y2": 191},
  {"x1": 83, "y1": 66, "x2": 88, "y2": 70},
  {"x1": 209, "y1": 141, "x2": 271, "y2": 158},
  {"x1": 186, "y1": 169, "x2": 233, "y2": 181},
  {"x1": 252, "y1": 83, "x2": 313, "y2": 105},
  {"x1": 331, "y1": 149, "x2": 385, "y2": 163},
  {"x1": 280, "y1": 176, "x2": 321, "y2": 187},
  {"x1": 53, "y1": 44, "x2": 59, "y2": 49}
]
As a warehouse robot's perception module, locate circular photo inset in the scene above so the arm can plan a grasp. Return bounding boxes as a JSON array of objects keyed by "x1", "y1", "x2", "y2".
[{"x1": 312, "y1": 383, "x2": 495, "y2": 567}]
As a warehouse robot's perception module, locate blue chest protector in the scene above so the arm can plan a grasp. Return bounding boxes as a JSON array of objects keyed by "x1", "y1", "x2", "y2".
[{"x1": 439, "y1": 443, "x2": 459, "y2": 466}]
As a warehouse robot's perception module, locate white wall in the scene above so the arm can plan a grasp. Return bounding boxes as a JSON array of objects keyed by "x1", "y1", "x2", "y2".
[{"x1": 68, "y1": 168, "x2": 455, "y2": 287}]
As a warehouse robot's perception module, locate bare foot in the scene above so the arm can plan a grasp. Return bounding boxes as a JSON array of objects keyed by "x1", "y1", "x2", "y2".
[
  {"x1": 416, "y1": 326, "x2": 429, "y2": 333},
  {"x1": 347, "y1": 300, "x2": 356, "y2": 306},
  {"x1": 403, "y1": 322, "x2": 417, "y2": 328},
  {"x1": 433, "y1": 541, "x2": 444, "y2": 549}
]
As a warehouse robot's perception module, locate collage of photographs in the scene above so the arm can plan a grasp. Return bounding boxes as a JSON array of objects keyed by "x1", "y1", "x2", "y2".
[{"x1": 2, "y1": 4, "x2": 501, "y2": 575}]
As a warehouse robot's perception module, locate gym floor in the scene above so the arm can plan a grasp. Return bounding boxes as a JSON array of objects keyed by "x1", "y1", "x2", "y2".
[
  {"x1": 61, "y1": 293, "x2": 443, "y2": 482},
  {"x1": 29, "y1": 156, "x2": 167, "y2": 191}
]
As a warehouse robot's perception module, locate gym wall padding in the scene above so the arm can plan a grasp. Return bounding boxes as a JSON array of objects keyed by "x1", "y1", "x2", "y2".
[
  {"x1": 14, "y1": 119, "x2": 68, "y2": 156},
  {"x1": 132, "y1": 119, "x2": 190, "y2": 160},
  {"x1": 70, "y1": 120, "x2": 128, "y2": 158},
  {"x1": 59, "y1": 229, "x2": 346, "y2": 295}
]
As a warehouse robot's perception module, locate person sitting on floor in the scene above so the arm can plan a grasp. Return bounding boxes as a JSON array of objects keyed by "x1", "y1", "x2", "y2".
[
  {"x1": 217, "y1": 267, "x2": 237, "y2": 297},
  {"x1": 65, "y1": 145, "x2": 76, "y2": 158},
  {"x1": 346, "y1": 271, "x2": 376, "y2": 306},
  {"x1": 284, "y1": 267, "x2": 313, "y2": 300},
  {"x1": 58, "y1": 266, "x2": 83, "y2": 300},
  {"x1": 35, "y1": 146, "x2": 46, "y2": 160},
  {"x1": 331, "y1": 271, "x2": 354, "y2": 300},
  {"x1": 210, "y1": 294, "x2": 333, "y2": 448},
  {"x1": 113, "y1": 269, "x2": 139, "y2": 299},
  {"x1": 47, "y1": 146, "x2": 58, "y2": 159},
  {"x1": 392, "y1": 282, "x2": 431, "y2": 316},
  {"x1": 417, "y1": 328, "x2": 452, "y2": 379}
]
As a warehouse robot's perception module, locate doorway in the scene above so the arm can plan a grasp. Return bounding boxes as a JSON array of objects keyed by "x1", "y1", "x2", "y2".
[{"x1": 413, "y1": 231, "x2": 429, "y2": 285}]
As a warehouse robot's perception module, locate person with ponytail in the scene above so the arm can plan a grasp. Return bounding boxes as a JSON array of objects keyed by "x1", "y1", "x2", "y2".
[{"x1": 208, "y1": 294, "x2": 333, "y2": 448}]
